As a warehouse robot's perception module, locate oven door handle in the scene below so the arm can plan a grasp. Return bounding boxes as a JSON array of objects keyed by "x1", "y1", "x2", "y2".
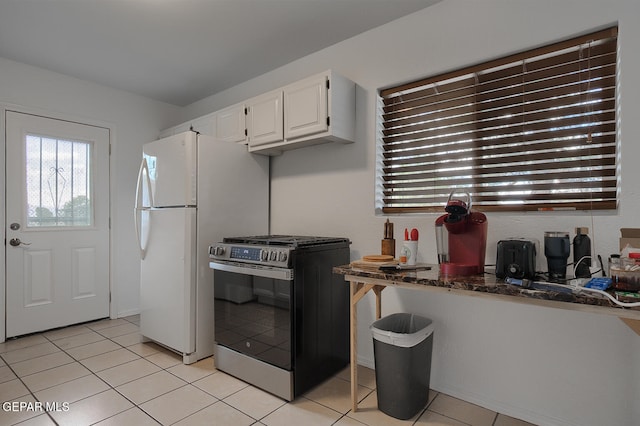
[{"x1": 209, "y1": 261, "x2": 294, "y2": 281}]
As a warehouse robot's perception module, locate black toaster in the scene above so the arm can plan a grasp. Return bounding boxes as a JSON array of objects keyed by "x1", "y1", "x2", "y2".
[{"x1": 496, "y1": 239, "x2": 537, "y2": 280}]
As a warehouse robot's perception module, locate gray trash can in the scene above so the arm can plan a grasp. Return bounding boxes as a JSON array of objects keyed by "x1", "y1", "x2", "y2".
[{"x1": 370, "y1": 313, "x2": 434, "y2": 420}]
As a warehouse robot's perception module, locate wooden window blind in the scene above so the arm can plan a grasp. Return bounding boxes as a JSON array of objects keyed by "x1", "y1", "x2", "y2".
[{"x1": 379, "y1": 26, "x2": 618, "y2": 213}]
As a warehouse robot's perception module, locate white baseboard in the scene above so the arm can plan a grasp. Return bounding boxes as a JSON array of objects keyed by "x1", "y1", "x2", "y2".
[
  {"x1": 115, "y1": 308, "x2": 140, "y2": 319},
  {"x1": 357, "y1": 354, "x2": 571, "y2": 426},
  {"x1": 431, "y1": 383, "x2": 575, "y2": 426},
  {"x1": 356, "y1": 355, "x2": 375, "y2": 369}
]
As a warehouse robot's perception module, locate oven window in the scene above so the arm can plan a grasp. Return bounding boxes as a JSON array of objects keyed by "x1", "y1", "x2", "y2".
[{"x1": 214, "y1": 270, "x2": 292, "y2": 369}]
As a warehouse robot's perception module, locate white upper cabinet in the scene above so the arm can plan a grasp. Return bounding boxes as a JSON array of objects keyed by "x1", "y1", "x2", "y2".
[
  {"x1": 215, "y1": 103, "x2": 247, "y2": 144},
  {"x1": 158, "y1": 122, "x2": 191, "y2": 138},
  {"x1": 284, "y1": 73, "x2": 328, "y2": 140},
  {"x1": 190, "y1": 114, "x2": 215, "y2": 136},
  {"x1": 248, "y1": 70, "x2": 355, "y2": 155},
  {"x1": 158, "y1": 126, "x2": 177, "y2": 139},
  {"x1": 159, "y1": 70, "x2": 356, "y2": 155},
  {"x1": 246, "y1": 90, "x2": 284, "y2": 147},
  {"x1": 159, "y1": 114, "x2": 215, "y2": 139}
]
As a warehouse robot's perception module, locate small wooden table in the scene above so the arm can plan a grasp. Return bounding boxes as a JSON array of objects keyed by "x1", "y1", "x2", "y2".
[{"x1": 334, "y1": 264, "x2": 640, "y2": 413}]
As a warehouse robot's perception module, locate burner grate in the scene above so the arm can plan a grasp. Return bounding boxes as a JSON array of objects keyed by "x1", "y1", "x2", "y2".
[{"x1": 222, "y1": 235, "x2": 349, "y2": 248}]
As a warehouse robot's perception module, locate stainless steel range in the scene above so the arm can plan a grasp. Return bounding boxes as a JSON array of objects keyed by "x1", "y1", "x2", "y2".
[{"x1": 208, "y1": 235, "x2": 351, "y2": 401}]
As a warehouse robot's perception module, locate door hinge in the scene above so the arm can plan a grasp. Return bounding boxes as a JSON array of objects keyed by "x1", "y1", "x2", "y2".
[
  {"x1": 326, "y1": 79, "x2": 330, "y2": 90},
  {"x1": 244, "y1": 107, "x2": 248, "y2": 115},
  {"x1": 244, "y1": 128, "x2": 248, "y2": 136},
  {"x1": 327, "y1": 116, "x2": 330, "y2": 126}
]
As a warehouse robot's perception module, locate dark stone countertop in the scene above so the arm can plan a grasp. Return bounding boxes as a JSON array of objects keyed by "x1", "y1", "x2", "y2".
[{"x1": 333, "y1": 264, "x2": 640, "y2": 315}]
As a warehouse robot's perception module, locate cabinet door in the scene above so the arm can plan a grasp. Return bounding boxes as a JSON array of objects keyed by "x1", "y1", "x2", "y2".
[
  {"x1": 191, "y1": 114, "x2": 215, "y2": 137},
  {"x1": 158, "y1": 126, "x2": 177, "y2": 139},
  {"x1": 284, "y1": 74, "x2": 328, "y2": 140},
  {"x1": 215, "y1": 104, "x2": 246, "y2": 143},
  {"x1": 247, "y1": 90, "x2": 283, "y2": 147},
  {"x1": 173, "y1": 122, "x2": 193, "y2": 134}
]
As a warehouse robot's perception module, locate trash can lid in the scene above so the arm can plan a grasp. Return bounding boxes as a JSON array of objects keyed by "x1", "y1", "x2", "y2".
[{"x1": 371, "y1": 313, "x2": 434, "y2": 348}]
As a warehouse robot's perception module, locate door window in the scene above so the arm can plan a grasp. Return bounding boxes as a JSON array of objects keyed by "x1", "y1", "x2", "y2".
[{"x1": 26, "y1": 134, "x2": 93, "y2": 227}]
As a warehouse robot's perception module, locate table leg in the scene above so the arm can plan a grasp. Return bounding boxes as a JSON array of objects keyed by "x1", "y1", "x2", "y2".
[
  {"x1": 350, "y1": 281, "x2": 358, "y2": 412},
  {"x1": 373, "y1": 286, "x2": 383, "y2": 320}
]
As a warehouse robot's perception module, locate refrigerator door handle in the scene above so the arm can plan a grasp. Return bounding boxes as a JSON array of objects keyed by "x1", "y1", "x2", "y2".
[
  {"x1": 135, "y1": 157, "x2": 153, "y2": 259},
  {"x1": 136, "y1": 157, "x2": 154, "y2": 209}
]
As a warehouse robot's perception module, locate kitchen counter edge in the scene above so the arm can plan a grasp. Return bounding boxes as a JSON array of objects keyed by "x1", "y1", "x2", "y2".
[{"x1": 333, "y1": 264, "x2": 640, "y2": 321}]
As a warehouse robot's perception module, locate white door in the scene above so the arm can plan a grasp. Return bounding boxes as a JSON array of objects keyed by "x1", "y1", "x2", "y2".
[
  {"x1": 284, "y1": 73, "x2": 328, "y2": 140},
  {"x1": 5, "y1": 111, "x2": 110, "y2": 337}
]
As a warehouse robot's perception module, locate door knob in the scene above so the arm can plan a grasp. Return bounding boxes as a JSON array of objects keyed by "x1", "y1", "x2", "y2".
[{"x1": 9, "y1": 238, "x2": 31, "y2": 247}]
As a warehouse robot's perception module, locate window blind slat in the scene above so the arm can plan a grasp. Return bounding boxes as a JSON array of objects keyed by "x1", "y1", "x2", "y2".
[
  {"x1": 379, "y1": 26, "x2": 618, "y2": 213},
  {"x1": 478, "y1": 39, "x2": 617, "y2": 83},
  {"x1": 478, "y1": 52, "x2": 616, "y2": 92},
  {"x1": 380, "y1": 26, "x2": 617, "y2": 97},
  {"x1": 384, "y1": 134, "x2": 617, "y2": 160},
  {"x1": 382, "y1": 116, "x2": 616, "y2": 146},
  {"x1": 383, "y1": 192, "x2": 618, "y2": 206},
  {"x1": 383, "y1": 154, "x2": 616, "y2": 176},
  {"x1": 383, "y1": 201, "x2": 617, "y2": 214},
  {"x1": 383, "y1": 99, "x2": 616, "y2": 140},
  {"x1": 379, "y1": 27, "x2": 618, "y2": 213},
  {"x1": 383, "y1": 147, "x2": 617, "y2": 171},
  {"x1": 382, "y1": 165, "x2": 617, "y2": 184}
]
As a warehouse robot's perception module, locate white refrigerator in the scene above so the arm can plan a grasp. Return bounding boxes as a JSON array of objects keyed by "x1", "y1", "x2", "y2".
[{"x1": 134, "y1": 131, "x2": 269, "y2": 364}]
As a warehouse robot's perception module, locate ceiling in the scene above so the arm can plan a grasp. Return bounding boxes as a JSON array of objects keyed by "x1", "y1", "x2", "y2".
[{"x1": 0, "y1": 0, "x2": 439, "y2": 106}]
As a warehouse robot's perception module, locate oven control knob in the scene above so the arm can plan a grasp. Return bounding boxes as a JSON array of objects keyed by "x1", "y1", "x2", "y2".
[
  {"x1": 278, "y1": 251, "x2": 288, "y2": 262},
  {"x1": 260, "y1": 250, "x2": 269, "y2": 261},
  {"x1": 209, "y1": 246, "x2": 224, "y2": 256},
  {"x1": 269, "y1": 250, "x2": 277, "y2": 261}
]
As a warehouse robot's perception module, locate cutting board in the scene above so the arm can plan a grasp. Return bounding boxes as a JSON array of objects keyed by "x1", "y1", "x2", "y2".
[{"x1": 351, "y1": 255, "x2": 398, "y2": 271}]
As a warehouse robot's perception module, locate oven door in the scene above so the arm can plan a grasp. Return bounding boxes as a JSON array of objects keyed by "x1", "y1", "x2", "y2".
[{"x1": 210, "y1": 261, "x2": 293, "y2": 370}]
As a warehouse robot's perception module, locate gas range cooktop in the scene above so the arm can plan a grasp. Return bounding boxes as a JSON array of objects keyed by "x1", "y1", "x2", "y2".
[
  {"x1": 210, "y1": 235, "x2": 350, "y2": 268},
  {"x1": 222, "y1": 235, "x2": 350, "y2": 248}
]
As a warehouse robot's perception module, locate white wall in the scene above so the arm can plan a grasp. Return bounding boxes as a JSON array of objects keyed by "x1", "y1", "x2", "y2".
[
  {"x1": 0, "y1": 56, "x2": 181, "y2": 325},
  {"x1": 1, "y1": 0, "x2": 637, "y2": 424},
  {"x1": 182, "y1": 1, "x2": 640, "y2": 425}
]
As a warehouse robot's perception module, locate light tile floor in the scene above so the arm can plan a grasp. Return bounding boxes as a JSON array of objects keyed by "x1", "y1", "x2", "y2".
[{"x1": 0, "y1": 316, "x2": 536, "y2": 425}]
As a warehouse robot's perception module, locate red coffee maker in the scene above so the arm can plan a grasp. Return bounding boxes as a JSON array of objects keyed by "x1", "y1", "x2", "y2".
[{"x1": 435, "y1": 191, "x2": 488, "y2": 276}]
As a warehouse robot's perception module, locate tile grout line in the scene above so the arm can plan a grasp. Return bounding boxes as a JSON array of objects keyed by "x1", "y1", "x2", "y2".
[
  {"x1": 0, "y1": 352, "x2": 59, "y2": 425},
  {"x1": 4, "y1": 316, "x2": 523, "y2": 426},
  {"x1": 113, "y1": 316, "x2": 266, "y2": 424},
  {"x1": 32, "y1": 318, "x2": 152, "y2": 424},
  {"x1": 424, "y1": 392, "x2": 487, "y2": 426},
  {"x1": 413, "y1": 391, "x2": 441, "y2": 425},
  {"x1": 43, "y1": 325, "x2": 140, "y2": 425},
  {"x1": 44, "y1": 319, "x2": 166, "y2": 425},
  {"x1": 3, "y1": 318, "x2": 164, "y2": 425},
  {"x1": 78, "y1": 316, "x2": 229, "y2": 426}
]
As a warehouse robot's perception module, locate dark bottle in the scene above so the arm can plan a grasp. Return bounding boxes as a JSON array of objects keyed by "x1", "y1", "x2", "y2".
[{"x1": 573, "y1": 227, "x2": 591, "y2": 278}]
